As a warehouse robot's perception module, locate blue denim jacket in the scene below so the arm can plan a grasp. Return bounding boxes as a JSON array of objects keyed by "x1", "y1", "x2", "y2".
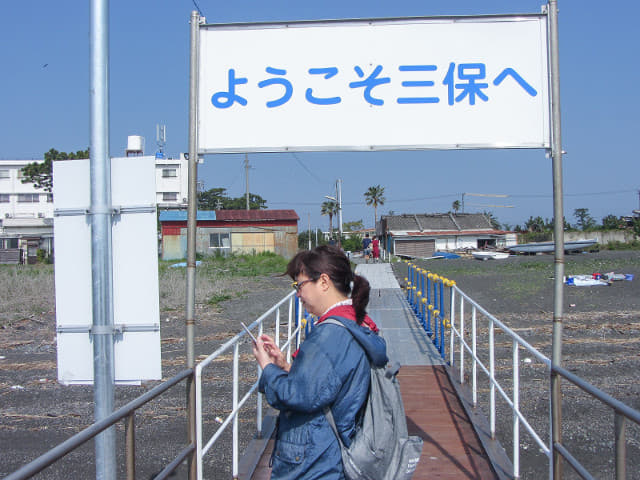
[{"x1": 259, "y1": 316, "x2": 388, "y2": 480}]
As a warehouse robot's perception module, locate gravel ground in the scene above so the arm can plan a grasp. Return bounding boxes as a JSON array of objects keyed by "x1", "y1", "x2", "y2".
[
  {"x1": 392, "y1": 250, "x2": 640, "y2": 479},
  {"x1": 1, "y1": 250, "x2": 639, "y2": 479},
  {"x1": 0, "y1": 270, "x2": 292, "y2": 479}
]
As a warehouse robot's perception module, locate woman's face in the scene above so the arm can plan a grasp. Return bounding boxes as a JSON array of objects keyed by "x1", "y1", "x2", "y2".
[{"x1": 294, "y1": 273, "x2": 323, "y2": 317}]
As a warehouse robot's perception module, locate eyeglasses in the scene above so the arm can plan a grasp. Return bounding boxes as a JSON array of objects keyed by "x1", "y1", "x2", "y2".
[{"x1": 291, "y1": 279, "x2": 314, "y2": 292}]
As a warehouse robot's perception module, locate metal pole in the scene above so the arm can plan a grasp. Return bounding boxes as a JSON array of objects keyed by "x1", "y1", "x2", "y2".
[
  {"x1": 125, "y1": 413, "x2": 136, "y2": 480},
  {"x1": 308, "y1": 213, "x2": 311, "y2": 250},
  {"x1": 548, "y1": 1, "x2": 565, "y2": 478},
  {"x1": 186, "y1": 10, "x2": 201, "y2": 480},
  {"x1": 90, "y1": 0, "x2": 116, "y2": 478},
  {"x1": 245, "y1": 153, "x2": 250, "y2": 210},
  {"x1": 337, "y1": 179, "x2": 343, "y2": 241}
]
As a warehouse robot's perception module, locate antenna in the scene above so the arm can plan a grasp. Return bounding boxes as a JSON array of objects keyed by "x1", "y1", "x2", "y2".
[{"x1": 156, "y1": 124, "x2": 166, "y2": 158}]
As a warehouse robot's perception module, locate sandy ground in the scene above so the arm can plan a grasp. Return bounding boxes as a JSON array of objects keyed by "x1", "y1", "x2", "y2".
[
  {"x1": 1, "y1": 250, "x2": 639, "y2": 479},
  {"x1": 392, "y1": 250, "x2": 640, "y2": 479}
]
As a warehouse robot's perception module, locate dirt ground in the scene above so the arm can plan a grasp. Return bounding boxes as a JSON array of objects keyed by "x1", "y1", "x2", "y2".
[
  {"x1": 0, "y1": 272, "x2": 292, "y2": 479},
  {"x1": 1, "y1": 251, "x2": 639, "y2": 479},
  {"x1": 392, "y1": 250, "x2": 640, "y2": 479}
]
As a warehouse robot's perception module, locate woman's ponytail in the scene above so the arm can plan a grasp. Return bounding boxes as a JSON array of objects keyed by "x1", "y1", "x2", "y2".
[{"x1": 351, "y1": 274, "x2": 370, "y2": 325}]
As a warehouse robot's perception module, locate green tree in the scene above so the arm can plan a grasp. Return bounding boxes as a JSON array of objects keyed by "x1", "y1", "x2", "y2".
[
  {"x1": 452, "y1": 200, "x2": 461, "y2": 214},
  {"x1": 198, "y1": 187, "x2": 229, "y2": 210},
  {"x1": 21, "y1": 147, "x2": 89, "y2": 192},
  {"x1": 524, "y1": 216, "x2": 545, "y2": 232},
  {"x1": 601, "y1": 214, "x2": 621, "y2": 230},
  {"x1": 573, "y1": 208, "x2": 596, "y2": 231},
  {"x1": 343, "y1": 219, "x2": 364, "y2": 232},
  {"x1": 224, "y1": 193, "x2": 267, "y2": 210},
  {"x1": 364, "y1": 185, "x2": 386, "y2": 227},
  {"x1": 321, "y1": 200, "x2": 338, "y2": 237},
  {"x1": 198, "y1": 188, "x2": 267, "y2": 210},
  {"x1": 483, "y1": 211, "x2": 501, "y2": 230}
]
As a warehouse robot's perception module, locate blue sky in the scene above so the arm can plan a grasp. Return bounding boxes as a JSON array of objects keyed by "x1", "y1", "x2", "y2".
[{"x1": 1, "y1": 1, "x2": 638, "y2": 231}]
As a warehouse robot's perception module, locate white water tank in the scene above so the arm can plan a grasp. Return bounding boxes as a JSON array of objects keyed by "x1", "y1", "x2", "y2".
[{"x1": 126, "y1": 135, "x2": 145, "y2": 156}]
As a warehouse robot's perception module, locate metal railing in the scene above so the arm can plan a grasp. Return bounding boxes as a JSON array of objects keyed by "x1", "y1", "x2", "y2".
[
  {"x1": 404, "y1": 261, "x2": 640, "y2": 479},
  {"x1": 448, "y1": 284, "x2": 640, "y2": 480},
  {"x1": 4, "y1": 369, "x2": 194, "y2": 480},
  {"x1": 194, "y1": 291, "x2": 303, "y2": 480}
]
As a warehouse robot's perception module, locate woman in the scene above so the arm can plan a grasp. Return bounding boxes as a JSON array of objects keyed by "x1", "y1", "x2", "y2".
[
  {"x1": 372, "y1": 236, "x2": 380, "y2": 263},
  {"x1": 252, "y1": 245, "x2": 388, "y2": 479}
]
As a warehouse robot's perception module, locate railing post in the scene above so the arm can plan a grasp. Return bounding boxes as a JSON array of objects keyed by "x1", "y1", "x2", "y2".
[
  {"x1": 615, "y1": 413, "x2": 626, "y2": 480},
  {"x1": 232, "y1": 343, "x2": 239, "y2": 478},
  {"x1": 449, "y1": 288, "x2": 455, "y2": 367},
  {"x1": 125, "y1": 413, "x2": 135, "y2": 480},
  {"x1": 459, "y1": 298, "x2": 465, "y2": 383},
  {"x1": 490, "y1": 319, "x2": 496, "y2": 439},
  {"x1": 472, "y1": 306, "x2": 477, "y2": 407},
  {"x1": 513, "y1": 340, "x2": 520, "y2": 479}
]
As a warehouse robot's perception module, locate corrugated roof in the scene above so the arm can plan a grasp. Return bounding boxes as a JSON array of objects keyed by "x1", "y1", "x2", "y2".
[
  {"x1": 215, "y1": 209, "x2": 299, "y2": 221},
  {"x1": 384, "y1": 213, "x2": 493, "y2": 232},
  {"x1": 159, "y1": 211, "x2": 217, "y2": 221}
]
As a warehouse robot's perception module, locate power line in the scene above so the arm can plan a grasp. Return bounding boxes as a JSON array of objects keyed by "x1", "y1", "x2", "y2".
[{"x1": 191, "y1": 0, "x2": 204, "y2": 17}]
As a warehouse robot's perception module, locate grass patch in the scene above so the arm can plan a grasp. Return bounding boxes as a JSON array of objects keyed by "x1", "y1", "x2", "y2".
[{"x1": 207, "y1": 293, "x2": 233, "y2": 305}]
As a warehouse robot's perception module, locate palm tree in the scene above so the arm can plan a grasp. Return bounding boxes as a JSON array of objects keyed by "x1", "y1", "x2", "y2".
[
  {"x1": 452, "y1": 200, "x2": 461, "y2": 214},
  {"x1": 364, "y1": 185, "x2": 386, "y2": 227},
  {"x1": 321, "y1": 200, "x2": 337, "y2": 238}
]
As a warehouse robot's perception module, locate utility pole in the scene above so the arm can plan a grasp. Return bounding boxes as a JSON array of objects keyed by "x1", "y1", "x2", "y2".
[
  {"x1": 308, "y1": 213, "x2": 312, "y2": 250},
  {"x1": 245, "y1": 153, "x2": 250, "y2": 210}
]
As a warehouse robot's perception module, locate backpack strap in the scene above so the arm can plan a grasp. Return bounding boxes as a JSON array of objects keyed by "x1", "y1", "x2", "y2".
[{"x1": 320, "y1": 318, "x2": 354, "y2": 448}]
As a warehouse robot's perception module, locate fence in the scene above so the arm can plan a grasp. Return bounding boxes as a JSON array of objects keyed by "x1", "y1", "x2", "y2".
[
  {"x1": 194, "y1": 290, "x2": 303, "y2": 480},
  {"x1": 4, "y1": 369, "x2": 194, "y2": 480},
  {"x1": 404, "y1": 260, "x2": 640, "y2": 479}
]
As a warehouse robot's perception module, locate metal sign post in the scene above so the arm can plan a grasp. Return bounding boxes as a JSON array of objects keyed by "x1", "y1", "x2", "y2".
[
  {"x1": 90, "y1": 0, "x2": 116, "y2": 478},
  {"x1": 186, "y1": 10, "x2": 202, "y2": 480},
  {"x1": 548, "y1": 1, "x2": 565, "y2": 478}
]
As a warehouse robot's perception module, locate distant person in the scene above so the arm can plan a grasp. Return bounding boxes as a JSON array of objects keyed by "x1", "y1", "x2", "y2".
[
  {"x1": 372, "y1": 235, "x2": 380, "y2": 263},
  {"x1": 362, "y1": 233, "x2": 372, "y2": 261},
  {"x1": 251, "y1": 245, "x2": 387, "y2": 479},
  {"x1": 328, "y1": 236, "x2": 336, "y2": 246}
]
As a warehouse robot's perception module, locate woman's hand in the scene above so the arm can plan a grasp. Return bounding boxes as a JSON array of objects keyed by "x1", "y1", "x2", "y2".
[{"x1": 252, "y1": 334, "x2": 290, "y2": 372}]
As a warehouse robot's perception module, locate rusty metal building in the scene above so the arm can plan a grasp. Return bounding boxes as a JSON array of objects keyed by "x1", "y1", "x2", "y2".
[{"x1": 159, "y1": 209, "x2": 299, "y2": 260}]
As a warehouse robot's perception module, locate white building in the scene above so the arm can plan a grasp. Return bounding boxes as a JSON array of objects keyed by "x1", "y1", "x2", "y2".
[
  {"x1": 0, "y1": 146, "x2": 190, "y2": 263},
  {"x1": 154, "y1": 153, "x2": 189, "y2": 209}
]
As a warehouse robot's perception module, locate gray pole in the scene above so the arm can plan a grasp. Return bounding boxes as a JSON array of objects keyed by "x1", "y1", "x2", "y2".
[
  {"x1": 90, "y1": 0, "x2": 116, "y2": 478},
  {"x1": 186, "y1": 10, "x2": 201, "y2": 480},
  {"x1": 245, "y1": 154, "x2": 250, "y2": 210},
  {"x1": 308, "y1": 214, "x2": 311, "y2": 250},
  {"x1": 337, "y1": 179, "x2": 343, "y2": 246},
  {"x1": 548, "y1": 1, "x2": 565, "y2": 478}
]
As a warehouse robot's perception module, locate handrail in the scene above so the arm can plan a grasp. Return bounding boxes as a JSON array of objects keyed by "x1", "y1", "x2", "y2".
[
  {"x1": 448, "y1": 282, "x2": 640, "y2": 480},
  {"x1": 194, "y1": 290, "x2": 303, "y2": 480},
  {"x1": 4, "y1": 368, "x2": 194, "y2": 480},
  {"x1": 403, "y1": 260, "x2": 640, "y2": 479}
]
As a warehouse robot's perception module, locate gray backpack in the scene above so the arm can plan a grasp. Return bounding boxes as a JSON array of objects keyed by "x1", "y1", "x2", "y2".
[{"x1": 321, "y1": 318, "x2": 423, "y2": 480}]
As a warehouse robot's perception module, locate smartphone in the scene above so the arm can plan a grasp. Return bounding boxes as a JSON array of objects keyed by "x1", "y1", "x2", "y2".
[{"x1": 240, "y1": 322, "x2": 258, "y2": 344}]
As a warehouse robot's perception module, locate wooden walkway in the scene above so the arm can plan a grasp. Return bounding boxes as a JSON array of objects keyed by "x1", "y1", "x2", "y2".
[{"x1": 247, "y1": 263, "x2": 508, "y2": 480}]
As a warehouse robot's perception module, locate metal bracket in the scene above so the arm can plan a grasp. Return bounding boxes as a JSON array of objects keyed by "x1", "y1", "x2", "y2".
[
  {"x1": 54, "y1": 205, "x2": 156, "y2": 217},
  {"x1": 57, "y1": 324, "x2": 160, "y2": 334}
]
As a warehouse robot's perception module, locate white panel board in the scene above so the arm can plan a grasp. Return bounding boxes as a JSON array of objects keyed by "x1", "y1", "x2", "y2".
[
  {"x1": 198, "y1": 15, "x2": 550, "y2": 152},
  {"x1": 53, "y1": 156, "x2": 162, "y2": 384}
]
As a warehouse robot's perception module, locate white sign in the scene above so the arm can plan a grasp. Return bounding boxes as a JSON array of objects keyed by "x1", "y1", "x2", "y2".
[
  {"x1": 198, "y1": 15, "x2": 550, "y2": 153},
  {"x1": 53, "y1": 156, "x2": 162, "y2": 384}
]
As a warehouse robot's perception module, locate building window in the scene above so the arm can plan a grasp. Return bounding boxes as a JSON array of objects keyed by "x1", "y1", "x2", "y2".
[
  {"x1": 209, "y1": 233, "x2": 230, "y2": 249},
  {"x1": 162, "y1": 192, "x2": 178, "y2": 202},
  {"x1": 17, "y1": 193, "x2": 40, "y2": 203},
  {"x1": 47, "y1": 194, "x2": 53, "y2": 203},
  {"x1": 0, "y1": 170, "x2": 9, "y2": 179},
  {"x1": 0, "y1": 194, "x2": 10, "y2": 203},
  {"x1": 2, "y1": 238, "x2": 19, "y2": 249},
  {"x1": 162, "y1": 168, "x2": 177, "y2": 178}
]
